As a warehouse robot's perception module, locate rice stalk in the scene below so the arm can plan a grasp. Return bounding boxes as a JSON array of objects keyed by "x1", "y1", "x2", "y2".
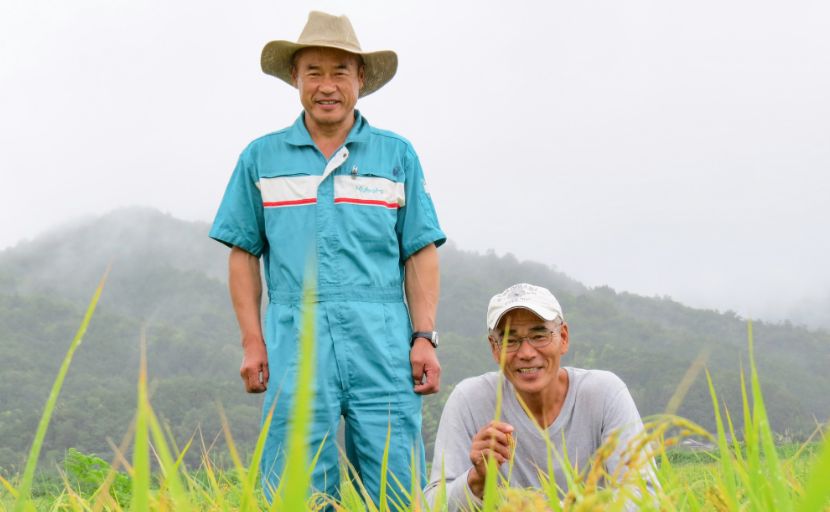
[{"x1": 13, "y1": 267, "x2": 110, "y2": 512}]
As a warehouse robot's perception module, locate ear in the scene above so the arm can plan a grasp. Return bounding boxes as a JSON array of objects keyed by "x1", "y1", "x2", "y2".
[
  {"x1": 559, "y1": 323, "x2": 570, "y2": 355},
  {"x1": 357, "y1": 64, "x2": 365, "y2": 90},
  {"x1": 290, "y1": 66, "x2": 299, "y2": 87},
  {"x1": 489, "y1": 337, "x2": 501, "y2": 364}
]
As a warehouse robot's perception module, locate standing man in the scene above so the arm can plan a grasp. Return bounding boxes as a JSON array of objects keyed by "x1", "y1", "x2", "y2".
[{"x1": 209, "y1": 11, "x2": 445, "y2": 506}]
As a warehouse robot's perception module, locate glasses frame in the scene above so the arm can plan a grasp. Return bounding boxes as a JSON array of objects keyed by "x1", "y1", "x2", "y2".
[{"x1": 490, "y1": 326, "x2": 560, "y2": 353}]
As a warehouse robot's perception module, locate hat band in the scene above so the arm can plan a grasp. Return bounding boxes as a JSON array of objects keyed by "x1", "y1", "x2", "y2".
[{"x1": 296, "y1": 38, "x2": 363, "y2": 53}]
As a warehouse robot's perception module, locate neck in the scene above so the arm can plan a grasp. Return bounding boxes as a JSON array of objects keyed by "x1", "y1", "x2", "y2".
[
  {"x1": 305, "y1": 111, "x2": 356, "y2": 159},
  {"x1": 516, "y1": 367, "x2": 569, "y2": 428}
]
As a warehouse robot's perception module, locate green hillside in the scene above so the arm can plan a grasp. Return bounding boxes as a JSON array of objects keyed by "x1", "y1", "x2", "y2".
[{"x1": 1, "y1": 207, "x2": 828, "y2": 476}]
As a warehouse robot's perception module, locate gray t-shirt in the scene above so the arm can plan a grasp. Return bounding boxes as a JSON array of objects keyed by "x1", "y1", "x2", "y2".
[{"x1": 424, "y1": 367, "x2": 647, "y2": 510}]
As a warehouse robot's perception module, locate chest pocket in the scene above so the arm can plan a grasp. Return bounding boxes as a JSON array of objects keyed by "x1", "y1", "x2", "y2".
[
  {"x1": 333, "y1": 169, "x2": 405, "y2": 209},
  {"x1": 331, "y1": 168, "x2": 404, "y2": 283},
  {"x1": 258, "y1": 171, "x2": 321, "y2": 208}
]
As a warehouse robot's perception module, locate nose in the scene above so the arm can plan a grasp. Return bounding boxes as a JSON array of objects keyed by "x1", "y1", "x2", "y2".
[
  {"x1": 318, "y1": 75, "x2": 337, "y2": 94},
  {"x1": 515, "y1": 338, "x2": 538, "y2": 358}
]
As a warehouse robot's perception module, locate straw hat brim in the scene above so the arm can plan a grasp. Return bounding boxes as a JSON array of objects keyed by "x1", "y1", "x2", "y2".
[{"x1": 261, "y1": 41, "x2": 398, "y2": 98}]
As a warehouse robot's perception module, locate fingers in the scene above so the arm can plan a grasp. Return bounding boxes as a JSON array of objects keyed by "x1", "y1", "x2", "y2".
[
  {"x1": 474, "y1": 438, "x2": 510, "y2": 462},
  {"x1": 240, "y1": 361, "x2": 267, "y2": 393},
  {"x1": 469, "y1": 446, "x2": 507, "y2": 482},
  {"x1": 469, "y1": 422, "x2": 514, "y2": 466},
  {"x1": 413, "y1": 364, "x2": 440, "y2": 395},
  {"x1": 261, "y1": 362, "x2": 270, "y2": 387},
  {"x1": 473, "y1": 447, "x2": 508, "y2": 467},
  {"x1": 246, "y1": 369, "x2": 266, "y2": 393},
  {"x1": 411, "y1": 342, "x2": 441, "y2": 395},
  {"x1": 475, "y1": 421, "x2": 514, "y2": 440},
  {"x1": 411, "y1": 360, "x2": 424, "y2": 387},
  {"x1": 489, "y1": 421, "x2": 515, "y2": 435}
]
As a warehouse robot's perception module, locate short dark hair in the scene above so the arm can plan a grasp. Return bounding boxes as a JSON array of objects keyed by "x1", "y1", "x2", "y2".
[{"x1": 290, "y1": 47, "x2": 365, "y2": 72}]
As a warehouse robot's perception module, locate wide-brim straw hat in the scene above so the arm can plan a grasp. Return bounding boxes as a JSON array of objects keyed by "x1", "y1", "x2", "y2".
[{"x1": 261, "y1": 11, "x2": 398, "y2": 98}]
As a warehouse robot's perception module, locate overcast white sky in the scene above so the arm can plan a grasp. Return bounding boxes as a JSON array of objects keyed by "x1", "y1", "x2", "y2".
[{"x1": 2, "y1": 0, "x2": 828, "y2": 324}]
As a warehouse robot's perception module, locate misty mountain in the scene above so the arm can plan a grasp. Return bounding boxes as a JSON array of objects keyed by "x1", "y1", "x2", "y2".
[
  {"x1": 1, "y1": 207, "x2": 828, "y2": 475},
  {"x1": 785, "y1": 293, "x2": 830, "y2": 331}
]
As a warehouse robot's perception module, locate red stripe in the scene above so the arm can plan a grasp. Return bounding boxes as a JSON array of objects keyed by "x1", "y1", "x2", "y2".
[
  {"x1": 334, "y1": 198, "x2": 399, "y2": 209},
  {"x1": 263, "y1": 198, "x2": 317, "y2": 208}
]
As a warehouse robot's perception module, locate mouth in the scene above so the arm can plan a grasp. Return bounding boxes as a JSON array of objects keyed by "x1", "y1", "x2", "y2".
[
  {"x1": 315, "y1": 99, "x2": 340, "y2": 106},
  {"x1": 514, "y1": 366, "x2": 544, "y2": 376}
]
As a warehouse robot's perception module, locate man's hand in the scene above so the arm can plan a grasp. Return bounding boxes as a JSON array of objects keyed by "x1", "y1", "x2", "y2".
[
  {"x1": 404, "y1": 244, "x2": 440, "y2": 394},
  {"x1": 240, "y1": 336, "x2": 269, "y2": 393},
  {"x1": 229, "y1": 246, "x2": 266, "y2": 393},
  {"x1": 410, "y1": 338, "x2": 441, "y2": 394},
  {"x1": 467, "y1": 421, "x2": 515, "y2": 498}
]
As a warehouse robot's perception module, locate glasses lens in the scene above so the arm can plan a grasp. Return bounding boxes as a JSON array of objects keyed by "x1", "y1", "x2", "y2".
[
  {"x1": 528, "y1": 332, "x2": 551, "y2": 346},
  {"x1": 497, "y1": 329, "x2": 557, "y2": 352},
  {"x1": 504, "y1": 339, "x2": 521, "y2": 352}
]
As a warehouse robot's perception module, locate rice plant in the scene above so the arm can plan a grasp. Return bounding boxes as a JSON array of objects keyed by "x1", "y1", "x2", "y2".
[{"x1": 2, "y1": 274, "x2": 828, "y2": 511}]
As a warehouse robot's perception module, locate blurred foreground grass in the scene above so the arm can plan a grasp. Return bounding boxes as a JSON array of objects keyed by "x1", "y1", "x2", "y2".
[{"x1": 0, "y1": 273, "x2": 828, "y2": 511}]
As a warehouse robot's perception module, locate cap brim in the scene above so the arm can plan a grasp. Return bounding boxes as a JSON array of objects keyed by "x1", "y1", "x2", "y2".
[
  {"x1": 260, "y1": 40, "x2": 398, "y2": 97},
  {"x1": 488, "y1": 303, "x2": 562, "y2": 330}
]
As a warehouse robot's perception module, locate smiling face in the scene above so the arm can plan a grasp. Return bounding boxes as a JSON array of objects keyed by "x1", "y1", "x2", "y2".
[
  {"x1": 291, "y1": 47, "x2": 364, "y2": 135},
  {"x1": 490, "y1": 308, "x2": 569, "y2": 400}
]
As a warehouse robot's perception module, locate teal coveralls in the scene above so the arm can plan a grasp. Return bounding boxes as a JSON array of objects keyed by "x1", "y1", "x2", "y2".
[{"x1": 210, "y1": 111, "x2": 445, "y2": 505}]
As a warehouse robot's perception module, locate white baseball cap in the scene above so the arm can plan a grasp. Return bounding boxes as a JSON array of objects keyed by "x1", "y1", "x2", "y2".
[{"x1": 486, "y1": 283, "x2": 563, "y2": 330}]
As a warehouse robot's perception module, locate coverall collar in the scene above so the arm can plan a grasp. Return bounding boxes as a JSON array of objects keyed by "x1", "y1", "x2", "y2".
[{"x1": 285, "y1": 110, "x2": 371, "y2": 147}]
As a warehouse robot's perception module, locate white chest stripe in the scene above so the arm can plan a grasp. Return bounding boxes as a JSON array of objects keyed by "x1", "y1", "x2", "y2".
[
  {"x1": 259, "y1": 175, "x2": 321, "y2": 208},
  {"x1": 334, "y1": 175, "x2": 405, "y2": 209}
]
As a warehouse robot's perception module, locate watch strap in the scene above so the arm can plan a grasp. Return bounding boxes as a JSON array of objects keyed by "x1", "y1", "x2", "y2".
[{"x1": 411, "y1": 330, "x2": 438, "y2": 348}]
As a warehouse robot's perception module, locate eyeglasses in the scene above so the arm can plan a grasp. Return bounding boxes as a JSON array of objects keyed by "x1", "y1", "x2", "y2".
[{"x1": 491, "y1": 328, "x2": 558, "y2": 353}]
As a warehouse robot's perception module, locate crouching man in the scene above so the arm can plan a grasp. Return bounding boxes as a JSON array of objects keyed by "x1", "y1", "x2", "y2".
[{"x1": 424, "y1": 283, "x2": 656, "y2": 510}]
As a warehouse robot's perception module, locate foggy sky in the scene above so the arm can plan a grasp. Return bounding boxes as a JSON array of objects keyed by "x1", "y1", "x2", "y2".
[{"x1": 2, "y1": 0, "x2": 829, "y2": 325}]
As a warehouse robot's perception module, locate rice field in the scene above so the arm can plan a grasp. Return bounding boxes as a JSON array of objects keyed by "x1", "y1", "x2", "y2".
[{"x1": 1, "y1": 273, "x2": 828, "y2": 511}]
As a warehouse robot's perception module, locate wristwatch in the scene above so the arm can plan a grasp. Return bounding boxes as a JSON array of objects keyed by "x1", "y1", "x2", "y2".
[{"x1": 410, "y1": 330, "x2": 439, "y2": 348}]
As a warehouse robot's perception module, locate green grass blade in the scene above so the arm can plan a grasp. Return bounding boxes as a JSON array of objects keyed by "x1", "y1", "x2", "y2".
[
  {"x1": 425, "y1": 456, "x2": 446, "y2": 512},
  {"x1": 477, "y1": 320, "x2": 512, "y2": 512},
  {"x1": 199, "y1": 450, "x2": 225, "y2": 509},
  {"x1": 665, "y1": 347, "x2": 711, "y2": 416},
  {"x1": 335, "y1": 443, "x2": 380, "y2": 512},
  {"x1": 130, "y1": 328, "x2": 151, "y2": 511},
  {"x1": 738, "y1": 358, "x2": 765, "y2": 500},
  {"x1": 492, "y1": 319, "x2": 510, "y2": 424},
  {"x1": 92, "y1": 432, "x2": 136, "y2": 512},
  {"x1": 216, "y1": 402, "x2": 250, "y2": 504},
  {"x1": 377, "y1": 416, "x2": 393, "y2": 512},
  {"x1": 746, "y1": 321, "x2": 791, "y2": 511},
  {"x1": 481, "y1": 456, "x2": 499, "y2": 512},
  {"x1": 244, "y1": 405, "x2": 273, "y2": 510},
  {"x1": 515, "y1": 391, "x2": 566, "y2": 508},
  {"x1": 722, "y1": 401, "x2": 744, "y2": 467},
  {"x1": 386, "y1": 468, "x2": 412, "y2": 512},
  {"x1": 408, "y1": 447, "x2": 419, "y2": 512},
  {"x1": 1, "y1": 473, "x2": 19, "y2": 499},
  {"x1": 147, "y1": 407, "x2": 191, "y2": 509},
  {"x1": 704, "y1": 370, "x2": 738, "y2": 510},
  {"x1": 275, "y1": 273, "x2": 317, "y2": 512},
  {"x1": 13, "y1": 267, "x2": 110, "y2": 512},
  {"x1": 797, "y1": 427, "x2": 830, "y2": 512}
]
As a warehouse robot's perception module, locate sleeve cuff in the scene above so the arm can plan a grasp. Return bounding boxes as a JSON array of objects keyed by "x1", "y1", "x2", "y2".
[
  {"x1": 444, "y1": 467, "x2": 483, "y2": 511},
  {"x1": 208, "y1": 228, "x2": 263, "y2": 257},
  {"x1": 402, "y1": 230, "x2": 447, "y2": 261}
]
